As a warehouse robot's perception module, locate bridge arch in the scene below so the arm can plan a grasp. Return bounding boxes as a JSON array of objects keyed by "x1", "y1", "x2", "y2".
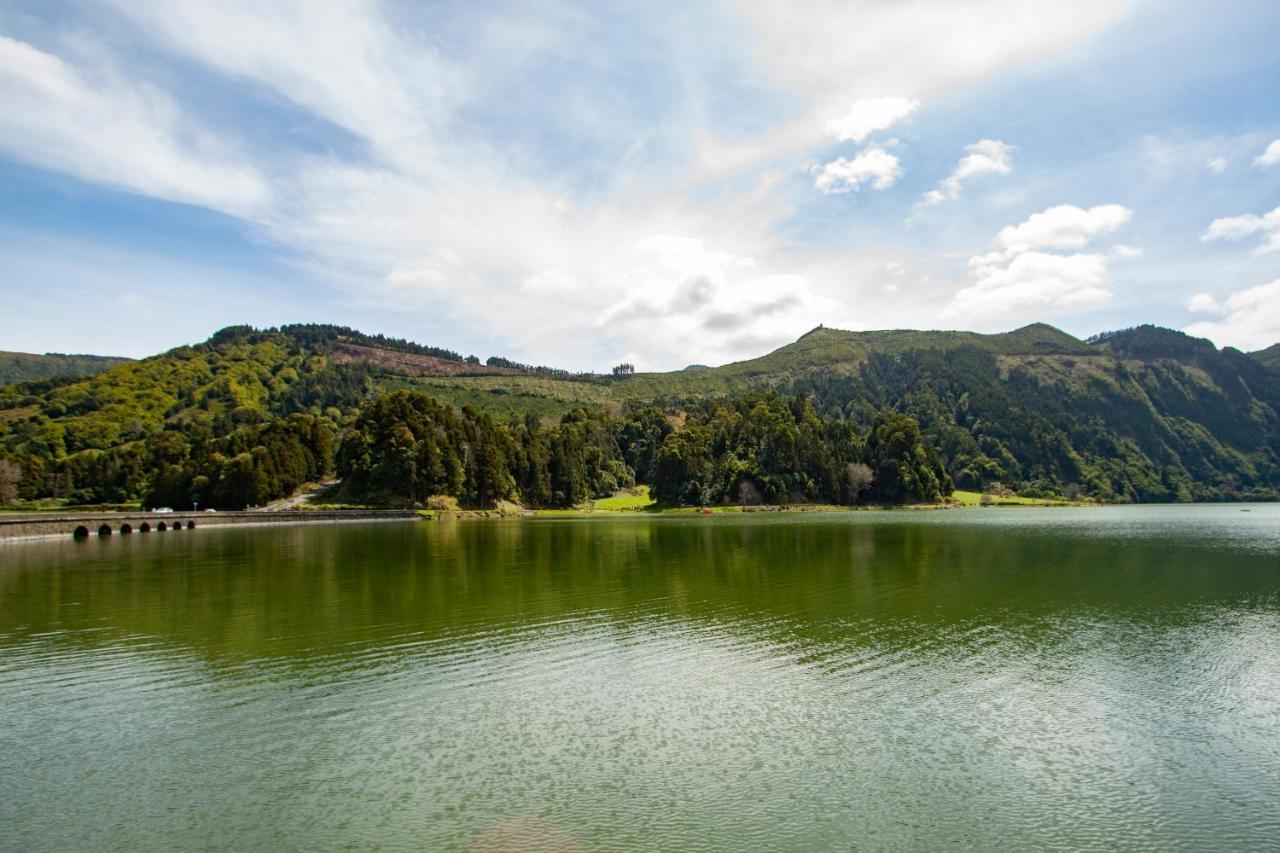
[
  {"x1": 186, "y1": 520, "x2": 195, "y2": 529},
  {"x1": 97, "y1": 524, "x2": 112, "y2": 536},
  {"x1": 73, "y1": 525, "x2": 90, "y2": 538},
  {"x1": 140, "y1": 522, "x2": 151, "y2": 532},
  {"x1": 120, "y1": 523, "x2": 132, "y2": 534},
  {"x1": 157, "y1": 521, "x2": 167, "y2": 531}
]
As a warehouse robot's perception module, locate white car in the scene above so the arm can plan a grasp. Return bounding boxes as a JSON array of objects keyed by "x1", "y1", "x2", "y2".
[{"x1": 151, "y1": 507, "x2": 173, "y2": 513}]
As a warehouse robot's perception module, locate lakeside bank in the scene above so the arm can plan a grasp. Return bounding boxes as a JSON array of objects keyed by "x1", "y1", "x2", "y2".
[{"x1": 0, "y1": 487, "x2": 1100, "y2": 541}]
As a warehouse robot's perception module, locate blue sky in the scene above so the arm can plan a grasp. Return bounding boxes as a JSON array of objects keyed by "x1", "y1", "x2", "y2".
[{"x1": 1, "y1": 0, "x2": 1278, "y2": 369}]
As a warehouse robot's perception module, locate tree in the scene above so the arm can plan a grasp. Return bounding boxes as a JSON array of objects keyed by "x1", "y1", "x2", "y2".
[
  {"x1": 0, "y1": 459, "x2": 20, "y2": 504},
  {"x1": 737, "y1": 478, "x2": 764, "y2": 505},
  {"x1": 618, "y1": 406, "x2": 671, "y2": 484},
  {"x1": 612, "y1": 363, "x2": 635, "y2": 376},
  {"x1": 863, "y1": 409, "x2": 952, "y2": 504},
  {"x1": 846, "y1": 462, "x2": 874, "y2": 503}
]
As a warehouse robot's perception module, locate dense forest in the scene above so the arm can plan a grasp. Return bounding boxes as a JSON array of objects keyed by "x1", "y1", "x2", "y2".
[
  {"x1": 649, "y1": 395, "x2": 948, "y2": 506},
  {"x1": 0, "y1": 321, "x2": 1277, "y2": 508},
  {"x1": 331, "y1": 391, "x2": 946, "y2": 509},
  {"x1": 781, "y1": 326, "x2": 1280, "y2": 502}
]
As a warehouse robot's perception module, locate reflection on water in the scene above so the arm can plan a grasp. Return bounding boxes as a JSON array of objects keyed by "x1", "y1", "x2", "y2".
[{"x1": 2, "y1": 506, "x2": 1279, "y2": 850}]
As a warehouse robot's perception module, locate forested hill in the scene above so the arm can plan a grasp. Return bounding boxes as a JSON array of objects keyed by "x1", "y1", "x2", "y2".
[
  {"x1": 0, "y1": 351, "x2": 133, "y2": 385},
  {"x1": 764, "y1": 325, "x2": 1280, "y2": 502},
  {"x1": 0, "y1": 324, "x2": 523, "y2": 504},
  {"x1": 1, "y1": 321, "x2": 1278, "y2": 506},
  {"x1": 1252, "y1": 343, "x2": 1280, "y2": 370}
]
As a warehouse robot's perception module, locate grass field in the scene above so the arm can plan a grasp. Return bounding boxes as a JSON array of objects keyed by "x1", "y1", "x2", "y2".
[
  {"x1": 590, "y1": 486, "x2": 656, "y2": 510},
  {"x1": 950, "y1": 490, "x2": 1080, "y2": 507}
]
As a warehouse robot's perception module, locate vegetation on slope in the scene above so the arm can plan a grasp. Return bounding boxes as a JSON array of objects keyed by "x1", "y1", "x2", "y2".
[
  {"x1": 781, "y1": 330, "x2": 1280, "y2": 502},
  {"x1": 0, "y1": 326, "x2": 399, "y2": 505},
  {"x1": 1251, "y1": 343, "x2": 1280, "y2": 370}
]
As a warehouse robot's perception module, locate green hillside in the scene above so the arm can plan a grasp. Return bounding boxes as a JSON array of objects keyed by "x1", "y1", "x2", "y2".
[
  {"x1": 601, "y1": 323, "x2": 1094, "y2": 402},
  {"x1": 1252, "y1": 343, "x2": 1280, "y2": 369},
  {"x1": 1, "y1": 321, "x2": 1278, "y2": 506},
  {"x1": 0, "y1": 351, "x2": 132, "y2": 385}
]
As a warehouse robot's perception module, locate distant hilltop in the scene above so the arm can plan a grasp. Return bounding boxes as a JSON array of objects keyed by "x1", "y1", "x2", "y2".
[{"x1": 0, "y1": 351, "x2": 133, "y2": 385}]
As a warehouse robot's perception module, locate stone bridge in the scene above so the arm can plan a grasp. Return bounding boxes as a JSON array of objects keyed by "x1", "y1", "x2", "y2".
[{"x1": 0, "y1": 509, "x2": 419, "y2": 542}]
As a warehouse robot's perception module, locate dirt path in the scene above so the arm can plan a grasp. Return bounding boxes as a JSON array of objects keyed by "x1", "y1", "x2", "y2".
[{"x1": 260, "y1": 480, "x2": 339, "y2": 512}]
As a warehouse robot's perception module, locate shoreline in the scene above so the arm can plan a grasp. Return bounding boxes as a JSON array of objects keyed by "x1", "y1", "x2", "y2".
[
  {"x1": 424, "y1": 500, "x2": 1093, "y2": 521},
  {"x1": 7, "y1": 496, "x2": 1269, "y2": 541},
  {"x1": 0, "y1": 509, "x2": 418, "y2": 544}
]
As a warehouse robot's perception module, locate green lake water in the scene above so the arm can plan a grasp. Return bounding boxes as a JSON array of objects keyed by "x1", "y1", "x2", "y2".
[{"x1": 2, "y1": 506, "x2": 1279, "y2": 851}]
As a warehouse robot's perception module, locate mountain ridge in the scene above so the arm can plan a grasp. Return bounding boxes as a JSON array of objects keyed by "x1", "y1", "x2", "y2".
[{"x1": 1, "y1": 321, "x2": 1278, "y2": 505}]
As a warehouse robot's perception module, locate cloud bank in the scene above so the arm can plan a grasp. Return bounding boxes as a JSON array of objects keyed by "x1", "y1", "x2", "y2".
[
  {"x1": 949, "y1": 204, "x2": 1135, "y2": 325},
  {"x1": 1186, "y1": 280, "x2": 1280, "y2": 352},
  {"x1": 1202, "y1": 206, "x2": 1280, "y2": 255}
]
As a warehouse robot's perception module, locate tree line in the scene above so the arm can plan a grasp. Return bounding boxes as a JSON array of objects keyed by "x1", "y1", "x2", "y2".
[
  {"x1": 336, "y1": 390, "x2": 949, "y2": 509},
  {"x1": 1, "y1": 381, "x2": 952, "y2": 509},
  {"x1": 649, "y1": 394, "x2": 949, "y2": 506}
]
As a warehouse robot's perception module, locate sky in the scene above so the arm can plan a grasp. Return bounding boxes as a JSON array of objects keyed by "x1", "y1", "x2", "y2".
[{"x1": 0, "y1": 0, "x2": 1278, "y2": 370}]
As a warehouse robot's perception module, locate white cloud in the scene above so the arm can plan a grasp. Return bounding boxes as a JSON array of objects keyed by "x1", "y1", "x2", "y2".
[
  {"x1": 1205, "y1": 156, "x2": 1227, "y2": 174},
  {"x1": 1186, "y1": 280, "x2": 1280, "y2": 351},
  {"x1": 104, "y1": 0, "x2": 455, "y2": 168},
  {"x1": 0, "y1": 36, "x2": 268, "y2": 216},
  {"x1": 880, "y1": 261, "x2": 906, "y2": 293},
  {"x1": 825, "y1": 96, "x2": 919, "y2": 143},
  {"x1": 1254, "y1": 139, "x2": 1280, "y2": 168},
  {"x1": 921, "y1": 139, "x2": 1014, "y2": 205},
  {"x1": 594, "y1": 235, "x2": 851, "y2": 367},
  {"x1": 951, "y1": 251, "x2": 1112, "y2": 319},
  {"x1": 811, "y1": 147, "x2": 901, "y2": 194},
  {"x1": 694, "y1": 1, "x2": 1136, "y2": 182},
  {"x1": 995, "y1": 204, "x2": 1133, "y2": 253},
  {"x1": 1187, "y1": 292, "x2": 1224, "y2": 315},
  {"x1": 1201, "y1": 207, "x2": 1280, "y2": 254},
  {"x1": 734, "y1": 1, "x2": 1135, "y2": 114},
  {"x1": 947, "y1": 203, "x2": 1135, "y2": 325}
]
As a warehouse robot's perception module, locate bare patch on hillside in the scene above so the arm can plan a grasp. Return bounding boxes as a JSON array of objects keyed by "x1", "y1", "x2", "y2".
[{"x1": 329, "y1": 342, "x2": 523, "y2": 377}]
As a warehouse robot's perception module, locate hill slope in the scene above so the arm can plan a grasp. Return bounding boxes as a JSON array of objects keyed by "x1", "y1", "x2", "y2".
[
  {"x1": 0, "y1": 351, "x2": 132, "y2": 385},
  {"x1": 1, "y1": 322, "x2": 1278, "y2": 504},
  {"x1": 1252, "y1": 343, "x2": 1280, "y2": 370}
]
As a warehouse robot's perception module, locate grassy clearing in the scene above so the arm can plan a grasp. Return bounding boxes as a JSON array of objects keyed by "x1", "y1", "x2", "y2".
[
  {"x1": 951, "y1": 490, "x2": 1080, "y2": 507},
  {"x1": 406, "y1": 486, "x2": 1096, "y2": 522},
  {"x1": 590, "y1": 486, "x2": 656, "y2": 510}
]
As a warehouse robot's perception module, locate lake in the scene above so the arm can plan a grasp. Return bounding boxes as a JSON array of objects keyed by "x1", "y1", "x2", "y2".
[{"x1": 2, "y1": 506, "x2": 1279, "y2": 851}]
